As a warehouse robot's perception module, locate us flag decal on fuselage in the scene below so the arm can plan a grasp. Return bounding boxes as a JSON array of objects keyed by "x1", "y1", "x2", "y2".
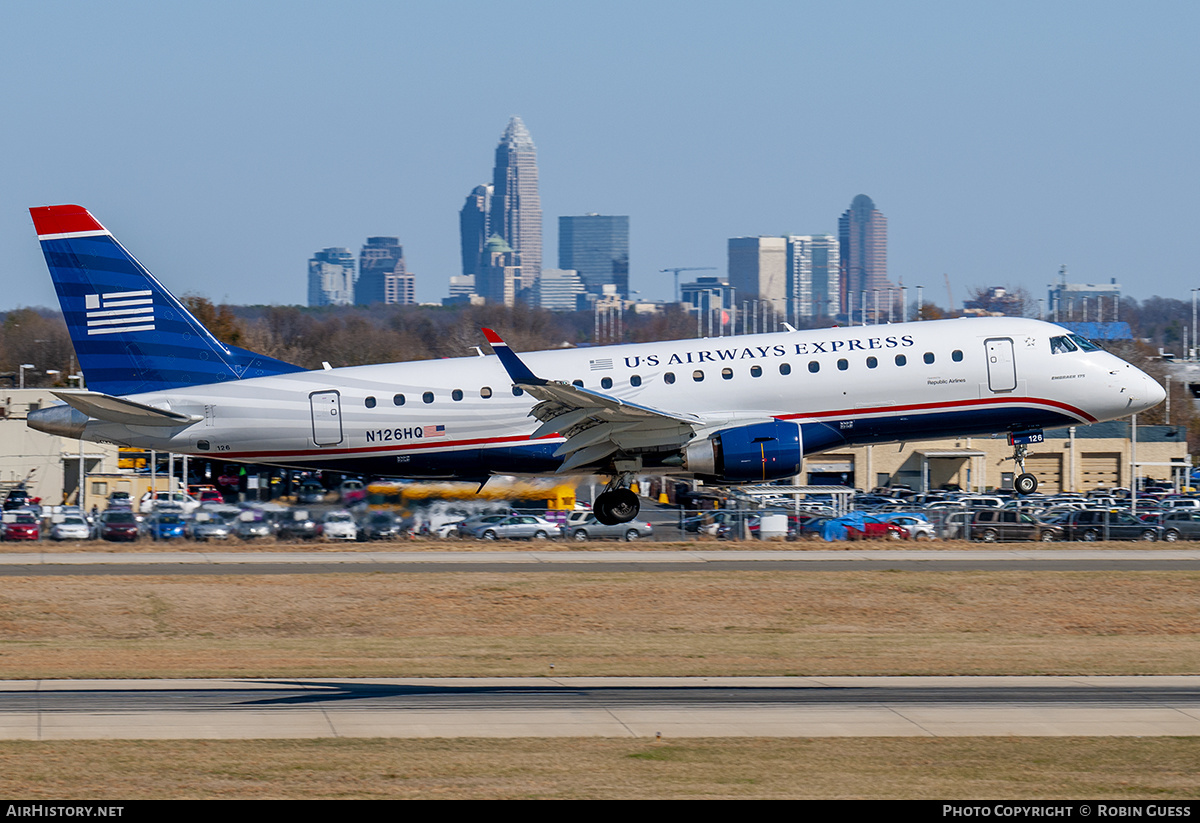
[{"x1": 85, "y1": 290, "x2": 155, "y2": 335}]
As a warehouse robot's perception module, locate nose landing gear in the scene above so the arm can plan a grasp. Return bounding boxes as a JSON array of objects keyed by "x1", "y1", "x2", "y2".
[{"x1": 1007, "y1": 432, "x2": 1041, "y2": 495}]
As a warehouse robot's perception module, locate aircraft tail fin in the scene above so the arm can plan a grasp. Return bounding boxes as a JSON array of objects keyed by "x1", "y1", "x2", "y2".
[{"x1": 30, "y1": 205, "x2": 304, "y2": 396}]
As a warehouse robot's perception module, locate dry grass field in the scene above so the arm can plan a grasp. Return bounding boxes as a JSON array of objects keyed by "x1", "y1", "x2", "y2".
[
  {"x1": 0, "y1": 569, "x2": 1197, "y2": 678},
  {"x1": 2, "y1": 737, "x2": 1198, "y2": 800}
]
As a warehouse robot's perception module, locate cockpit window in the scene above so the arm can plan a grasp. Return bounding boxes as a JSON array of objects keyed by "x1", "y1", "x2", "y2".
[
  {"x1": 1049, "y1": 335, "x2": 1077, "y2": 354},
  {"x1": 1069, "y1": 334, "x2": 1101, "y2": 352}
]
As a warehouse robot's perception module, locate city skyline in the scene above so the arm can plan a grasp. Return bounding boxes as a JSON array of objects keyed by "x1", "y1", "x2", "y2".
[{"x1": 0, "y1": 3, "x2": 1196, "y2": 311}]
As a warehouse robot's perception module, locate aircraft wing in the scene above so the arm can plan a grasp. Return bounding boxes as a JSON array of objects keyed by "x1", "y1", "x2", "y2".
[{"x1": 482, "y1": 329, "x2": 702, "y2": 472}]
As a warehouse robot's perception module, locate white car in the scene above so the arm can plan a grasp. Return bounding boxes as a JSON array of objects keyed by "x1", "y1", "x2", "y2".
[
  {"x1": 50, "y1": 514, "x2": 92, "y2": 541},
  {"x1": 139, "y1": 491, "x2": 200, "y2": 514},
  {"x1": 321, "y1": 510, "x2": 358, "y2": 541}
]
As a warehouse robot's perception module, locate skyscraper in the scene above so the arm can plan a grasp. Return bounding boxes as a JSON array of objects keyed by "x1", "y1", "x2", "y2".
[
  {"x1": 786, "y1": 235, "x2": 840, "y2": 319},
  {"x1": 728, "y1": 236, "x2": 787, "y2": 305},
  {"x1": 459, "y1": 184, "x2": 491, "y2": 278},
  {"x1": 355, "y1": 236, "x2": 414, "y2": 306},
  {"x1": 489, "y1": 117, "x2": 542, "y2": 284},
  {"x1": 308, "y1": 247, "x2": 356, "y2": 307},
  {"x1": 838, "y1": 194, "x2": 891, "y2": 315},
  {"x1": 558, "y1": 214, "x2": 630, "y2": 298}
]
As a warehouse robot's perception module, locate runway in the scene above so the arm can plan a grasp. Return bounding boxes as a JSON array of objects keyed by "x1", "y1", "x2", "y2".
[{"x1": 3, "y1": 676, "x2": 1199, "y2": 740}]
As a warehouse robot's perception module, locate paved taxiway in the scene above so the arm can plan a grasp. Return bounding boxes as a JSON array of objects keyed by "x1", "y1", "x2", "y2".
[
  {"x1": 3, "y1": 676, "x2": 1199, "y2": 740},
  {"x1": 1, "y1": 548, "x2": 1199, "y2": 575}
]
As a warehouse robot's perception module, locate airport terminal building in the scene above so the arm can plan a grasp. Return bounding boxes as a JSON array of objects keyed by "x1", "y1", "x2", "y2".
[{"x1": 807, "y1": 421, "x2": 1190, "y2": 493}]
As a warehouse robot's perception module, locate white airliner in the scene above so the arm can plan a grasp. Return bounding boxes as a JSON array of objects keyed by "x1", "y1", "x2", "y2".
[{"x1": 27, "y1": 205, "x2": 1165, "y2": 524}]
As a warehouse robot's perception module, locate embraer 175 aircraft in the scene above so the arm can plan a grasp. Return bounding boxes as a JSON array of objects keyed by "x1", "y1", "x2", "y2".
[{"x1": 27, "y1": 205, "x2": 1165, "y2": 524}]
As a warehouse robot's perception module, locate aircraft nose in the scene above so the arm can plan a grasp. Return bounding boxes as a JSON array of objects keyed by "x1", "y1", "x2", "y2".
[{"x1": 1141, "y1": 371, "x2": 1167, "y2": 410}]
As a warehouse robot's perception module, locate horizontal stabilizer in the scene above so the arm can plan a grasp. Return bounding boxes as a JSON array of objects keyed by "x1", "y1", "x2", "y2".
[{"x1": 51, "y1": 391, "x2": 201, "y2": 428}]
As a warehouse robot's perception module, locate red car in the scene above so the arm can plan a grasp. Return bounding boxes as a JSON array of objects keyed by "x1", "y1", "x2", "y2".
[{"x1": 2, "y1": 512, "x2": 40, "y2": 541}]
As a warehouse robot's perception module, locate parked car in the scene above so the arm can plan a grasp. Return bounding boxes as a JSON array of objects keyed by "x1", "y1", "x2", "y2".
[
  {"x1": 139, "y1": 491, "x2": 200, "y2": 515},
  {"x1": 143, "y1": 511, "x2": 189, "y2": 541},
  {"x1": 96, "y1": 509, "x2": 140, "y2": 542},
  {"x1": 561, "y1": 513, "x2": 653, "y2": 542},
  {"x1": 969, "y1": 509, "x2": 1061, "y2": 542},
  {"x1": 1058, "y1": 509, "x2": 1160, "y2": 542},
  {"x1": 1155, "y1": 511, "x2": 1200, "y2": 542},
  {"x1": 190, "y1": 510, "x2": 236, "y2": 541},
  {"x1": 277, "y1": 510, "x2": 322, "y2": 541},
  {"x1": 3, "y1": 488, "x2": 32, "y2": 511},
  {"x1": 321, "y1": 510, "x2": 358, "y2": 541},
  {"x1": 2, "y1": 511, "x2": 40, "y2": 541},
  {"x1": 360, "y1": 511, "x2": 404, "y2": 541},
  {"x1": 49, "y1": 514, "x2": 92, "y2": 541},
  {"x1": 880, "y1": 514, "x2": 938, "y2": 541},
  {"x1": 295, "y1": 481, "x2": 326, "y2": 505},
  {"x1": 338, "y1": 480, "x2": 367, "y2": 507},
  {"x1": 461, "y1": 514, "x2": 557, "y2": 541}
]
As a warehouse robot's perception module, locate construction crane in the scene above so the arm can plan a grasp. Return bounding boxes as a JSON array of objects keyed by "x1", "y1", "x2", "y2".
[{"x1": 661, "y1": 267, "x2": 717, "y2": 303}]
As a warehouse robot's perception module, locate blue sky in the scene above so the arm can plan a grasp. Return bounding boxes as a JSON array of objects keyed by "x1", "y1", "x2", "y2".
[{"x1": 1, "y1": 0, "x2": 1196, "y2": 310}]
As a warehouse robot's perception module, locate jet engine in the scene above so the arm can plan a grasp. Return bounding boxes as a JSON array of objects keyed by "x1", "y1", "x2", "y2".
[{"x1": 682, "y1": 420, "x2": 803, "y2": 483}]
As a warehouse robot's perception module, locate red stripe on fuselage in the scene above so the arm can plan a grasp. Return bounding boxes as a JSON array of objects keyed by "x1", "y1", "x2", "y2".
[
  {"x1": 201, "y1": 395, "x2": 1094, "y2": 462},
  {"x1": 776, "y1": 395, "x2": 1097, "y2": 425}
]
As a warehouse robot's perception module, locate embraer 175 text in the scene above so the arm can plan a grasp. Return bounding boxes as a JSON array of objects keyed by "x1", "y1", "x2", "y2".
[{"x1": 27, "y1": 205, "x2": 1165, "y2": 524}]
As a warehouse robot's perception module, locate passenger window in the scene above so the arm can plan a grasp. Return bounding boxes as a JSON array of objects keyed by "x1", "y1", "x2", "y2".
[
  {"x1": 693, "y1": 370, "x2": 704, "y2": 382},
  {"x1": 422, "y1": 392, "x2": 434, "y2": 404},
  {"x1": 952, "y1": 350, "x2": 963, "y2": 362},
  {"x1": 924, "y1": 352, "x2": 935, "y2": 364},
  {"x1": 895, "y1": 354, "x2": 907, "y2": 366},
  {"x1": 512, "y1": 386, "x2": 524, "y2": 396},
  {"x1": 572, "y1": 379, "x2": 584, "y2": 387},
  {"x1": 750, "y1": 365, "x2": 762, "y2": 377},
  {"x1": 601, "y1": 377, "x2": 613, "y2": 389},
  {"x1": 664, "y1": 372, "x2": 676, "y2": 384},
  {"x1": 630, "y1": 375, "x2": 642, "y2": 387},
  {"x1": 452, "y1": 389, "x2": 463, "y2": 401},
  {"x1": 480, "y1": 387, "x2": 492, "y2": 398},
  {"x1": 393, "y1": 394, "x2": 405, "y2": 406},
  {"x1": 722, "y1": 368, "x2": 733, "y2": 380},
  {"x1": 837, "y1": 359, "x2": 848, "y2": 371},
  {"x1": 808, "y1": 361, "x2": 819, "y2": 373},
  {"x1": 365, "y1": 396, "x2": 376, "y2": 408},
  {"x1": 866, "y1": 357, "x2": 878, "y2": 369},
  {"x1": 779, "y1": 363, "x2": 791, "y2": 375}
]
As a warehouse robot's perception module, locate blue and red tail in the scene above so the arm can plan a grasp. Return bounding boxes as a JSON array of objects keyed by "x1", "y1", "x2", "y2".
[{"x1": 30, "y1": 205, "x2": 304, "y2": 396}]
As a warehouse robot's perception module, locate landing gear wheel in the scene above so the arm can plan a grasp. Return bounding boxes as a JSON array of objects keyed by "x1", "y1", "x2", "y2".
[
  {"x1": 1014, "y1": 473, "x2": 1038, "y2": 495},
  {"x1": 594, "y1": 488, "x2": 640, "y2": 525}
]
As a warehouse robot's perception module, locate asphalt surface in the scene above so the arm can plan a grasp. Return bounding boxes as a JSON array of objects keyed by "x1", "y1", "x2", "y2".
[{"x1": 4, "y1": 676, "x2": 1199, "y2": 739}]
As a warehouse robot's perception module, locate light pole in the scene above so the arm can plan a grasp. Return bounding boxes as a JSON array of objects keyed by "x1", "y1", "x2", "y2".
[{"x1": 18, "y1": 364, "x2": 34, "y2": 390}]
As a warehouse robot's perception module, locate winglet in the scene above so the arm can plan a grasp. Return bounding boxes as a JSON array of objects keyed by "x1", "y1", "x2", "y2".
[{"x1": 481, "y1": 328, "x2": 543, "y2": 385}]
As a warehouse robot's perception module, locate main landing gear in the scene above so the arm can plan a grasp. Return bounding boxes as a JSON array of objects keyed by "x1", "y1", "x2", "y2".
[{"x1": 593, "y1": 473, "x2": 641, "y2": 525}]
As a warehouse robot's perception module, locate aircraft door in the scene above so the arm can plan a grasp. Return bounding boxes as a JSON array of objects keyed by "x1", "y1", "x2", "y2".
[
  {"x1": 309, "y1": 390, "x2": 343, "y2": 446},
  {"x1": 985, "y1": 338, "x2": 1017, "y2": 393}
]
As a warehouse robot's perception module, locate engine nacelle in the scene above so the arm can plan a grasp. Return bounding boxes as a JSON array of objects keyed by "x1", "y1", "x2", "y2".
[{"x1": 683, "y1": 420, "x2": 803, "y2": 483}]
